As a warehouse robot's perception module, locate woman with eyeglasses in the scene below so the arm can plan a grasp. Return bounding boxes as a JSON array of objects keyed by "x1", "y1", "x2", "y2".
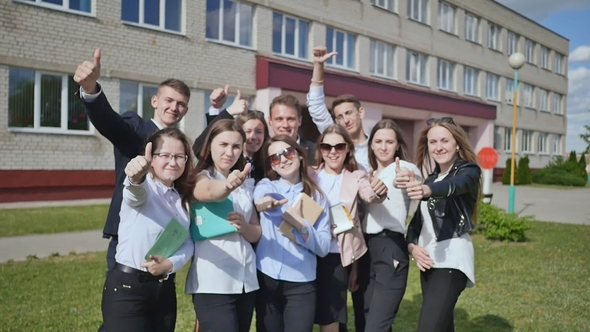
[
  {"x1": 101, "y1": 128, "x2": 194, "y2": 332},
  {"x1": 363, "y1": 119, "x2": 421, "y2": 331},
  {"x1": 235, "y1": 111, "x2": 270, "y2": 183},
  {"x1": 253, "y1": 135, "x2": 331, "y2": 332},
  {"x1": 186, "y1": 119, "x2": 261, "y2": 332},
  {"x1": 396, "y1": 117, "x2": 480, "y2": 332},
  {"x1": 309, "y1": 124, "x2": 385, "y2": 332}
]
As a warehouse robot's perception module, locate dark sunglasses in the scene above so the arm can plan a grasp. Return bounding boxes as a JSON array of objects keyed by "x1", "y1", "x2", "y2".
[
  {"x1": 320, "y1": 143, "x2": 347, "y2": 154},
  {"x1": 268, "y1": 146, "x2": 297, "y2": 165},
  {"x1": 427, "y1": 117, "x2": 455, "y2": 125}
]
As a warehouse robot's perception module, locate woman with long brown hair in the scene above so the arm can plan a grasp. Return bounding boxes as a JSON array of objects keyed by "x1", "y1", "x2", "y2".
[
  {"x1": 398, "y1": 117, "x2": 481, "y2": 332},
  {"x1": 253, "y1": 135, "x2": 331, "y2": 332},
  {"x1": 234, "y1": 110, "x2": 270, "y2": 183}
]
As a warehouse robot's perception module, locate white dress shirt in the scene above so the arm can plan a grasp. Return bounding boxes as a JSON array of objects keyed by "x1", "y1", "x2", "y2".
[
  {"x1": 116, "y1": 174, "x2": 193, "y2": 273},
  {"x1": 316, "y1": 169, "x2": 343, "y2": 253},
  {"x1": 185, "y1": 169, "x2": 259, "y2": 294}
]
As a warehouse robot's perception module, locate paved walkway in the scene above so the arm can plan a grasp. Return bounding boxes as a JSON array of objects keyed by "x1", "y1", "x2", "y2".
[{"x1": 1, "y1": 183, "x2": 588, "y2": 263}]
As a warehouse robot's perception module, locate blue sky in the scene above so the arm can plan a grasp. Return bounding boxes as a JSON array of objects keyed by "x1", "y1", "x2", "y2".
[{"x1": 497, "y1": 0, "x2": 590, "y2": 153}]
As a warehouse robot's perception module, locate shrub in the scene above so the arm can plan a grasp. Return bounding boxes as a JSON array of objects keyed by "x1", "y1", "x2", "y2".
[
  {"x1": 532, "y1": 169, "x2": 587, "y2": 186},
  {"x1": 567, "y1": 151, "x2": 578, "y2": 164},
  {"x1": 475, "y1": 203, "x2": 531, "y2": 242},
  {"x1": 517, "y1": 156, "x2": 532, "y2": 184},
  {"x1": 502, "y1": 158, "x2": 518, "y2": 185}
]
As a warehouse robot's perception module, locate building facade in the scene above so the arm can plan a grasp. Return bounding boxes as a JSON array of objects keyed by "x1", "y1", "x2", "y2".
[{"x1": 0, "y1": 0, "x2": 568, "y2": 202}]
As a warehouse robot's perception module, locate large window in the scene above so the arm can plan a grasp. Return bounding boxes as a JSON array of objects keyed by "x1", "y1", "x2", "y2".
[
  {"x1": 507, "y1": 31, "x2": 519, "y2": 55},
  {"x1": 504, "y1": 127, "x2": 512, "y2": 152},
  {"x1": 206, "y1": 0, "x2": 253, "y2": 47},
  {"x1": 464, "y1": 13, "x2": 479, "y2": 43},
  {"x1": 505, "y1": 78, "x2": 514, "y2": 104},
  {"x1": 522, "y1": 130, "x2": 533, "y2": 153},
  {"x1": 486, "y1": 73, "x2": 499, "y2": 101},
  {"x1": 540, "y1": 46, "x2": 550, "y2": 69},
  {"x1": 272, "y1": 13, "x2": 309, "y2": 59},
  {"x1": 463, "y1": 66, "x2": 479, "y2": 96},
  {"x1": 437, "y1": 59, "x2": 454, "y2": 91},
  {"x1": 553, "y1": 134, "x2": 562, "y2": 155},
  {"x1": 538, "y1": 88, "x2": 548, "y2": 111},
  {"x1": 553, "y1": 93, "x2": 562, "y2": 114},
  {"x1": 119, "y1": 81, "x2": 159, "y2": 120},
  {"x1": 538, "y1": 133, "x2": 548, "y2": 154},
  {"x1": 8, "y1": 67, "x2": 88, "y2": 132},
  {"x1": 523, "y1": 84, "x2": 533, "y2": 108},
  {"x1": 406, "y1": 51, "x2": 427, "y2": 85},
  {"x1": 15, "y1": 0, "x2": 92, "y2": 14},
  {"x1": 525, "y1": 39, "x2": 535, "y2": 64},
  {"x1": 408, "y1": 0, "x2": 427, "y2": 23},
  {"x1": 122, "y1": 0, "x2": 183, "y2": 32},
  {"x1": 370, "y1": 40, "x2": 395, "y2": 78},
  {"x1": 554, "y1": 53, "x2": 564, "y2": 74},
  {"x1": 487, "y1": 23, "x2": 500, "y2": 51},
  {"x1": 438, "y1": 2, "x2": 455, "y2": 34},
  {"x1": 372, "y1": 0, "x2": 394, "y2": 11},
  {"x1": 326, "y1": 28, "x2": 356, "y2": 70}
]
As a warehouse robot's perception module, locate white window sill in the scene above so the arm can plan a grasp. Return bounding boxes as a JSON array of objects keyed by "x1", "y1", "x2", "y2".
[
  {"x1": 464, "y1": 92, "x2": 481, "y2": 99},
  {"x1": 272, "y1": 53, "x2": 311, "y2": 64},
  {"x1": 438, "y1": 87, "x2": 457, "y2": 94},
  {"x1": 371, "y1": 4, "x2": 397, "y2": 14},
  {"x1": 439, "y1": 29, "x2": 458, "y2": 37},
  {"x1": 553, "y1": 112, "x2": 564, "y2": 116},
  {"x1": 123, "y1": 21, "x2": 185, "y2": 36},
  {"x1": 370, "y1": 73, "x2": 397, "y2": 81},
  {"x1": 539, "y1": 152, "x2": 550, "y2": 156},
  {"x1": 408, "y1": 18, "x2": 430, "y2": 27},
  {"x1": 206, "y1": 38, "x2": 255, "y2": 51},
  {"x1": 9, "y1": 127, "x2": 95, "y2": 136},
  {"x1": 407, "y1": 80, "x2": 429, "y2": 88},
  {"x1": 325, "y1": 64, "x2": 359, "y2": 74},
  {"x1": 486, "y1": 97, "x2": 501, "y2": 103},
  {"x1": 13, "y1": 0, "x2": 95, "y2": 17},
  {"x1": 540, "y1": 109, "x2": 550, "y2": 113}
]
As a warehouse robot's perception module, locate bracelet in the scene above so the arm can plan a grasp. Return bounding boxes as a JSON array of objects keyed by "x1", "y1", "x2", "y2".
[{"x1": 311, "y1": 79, "x2": 324, "y2": 84}]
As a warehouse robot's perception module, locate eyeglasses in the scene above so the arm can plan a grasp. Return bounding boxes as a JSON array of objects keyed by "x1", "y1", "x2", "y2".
[
  {"x1": 153, "y1": 153, "x2": 188, "y2": 164},
  {"x1": 320, "y1": 143, "x2": 347, "y2": 154},
  {"x1": 335, "y1": 110, "x2": 358, "y2": 123},
  {"x1": 268, "y1": 146, "x2": 297, "y2": 165},
  {"x1": 426, "y1": 117, "x2": 455, "y2": 125}
]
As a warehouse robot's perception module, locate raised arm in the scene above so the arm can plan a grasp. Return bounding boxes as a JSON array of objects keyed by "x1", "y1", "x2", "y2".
[
  {"x1": 122, "y1": 143, "x2": 153, "y2": 207},
  {"x1": 306, "y1": 46, "x2": 338, "y2": 134},
  {"x1": 192, "y1": 164, "x2": 252, "y2": 202}
]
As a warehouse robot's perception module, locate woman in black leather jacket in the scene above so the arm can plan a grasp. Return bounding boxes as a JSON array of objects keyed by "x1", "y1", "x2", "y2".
[{"x1": 394, "y1": 117, "x2": 481, "y2": 332}]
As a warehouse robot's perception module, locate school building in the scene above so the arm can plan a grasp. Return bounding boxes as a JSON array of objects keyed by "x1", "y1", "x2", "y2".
[{"x1": 0, "y1": 0, "x2": 569, "y2": 202}]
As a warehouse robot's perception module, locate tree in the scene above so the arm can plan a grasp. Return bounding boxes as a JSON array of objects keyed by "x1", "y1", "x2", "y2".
[
  {"x1": 517, "y1": 156, "x2": 532, "y2": 185},
  {"x1": 580, "y1": 110, "x2": 590, "y2": 153}
]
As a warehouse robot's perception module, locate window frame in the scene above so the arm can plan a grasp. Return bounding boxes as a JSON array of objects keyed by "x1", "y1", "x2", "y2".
[
  {"x1": 408, "y1": 0, "x2": 428, "y2": 24},
  {"x1": 272, "y1": 12, "x2": 309, "y2": 60},
  {"x1": 14, "y1": 0, "x2": 94, "y2": 16},
  {"x1": 437, "y1": 59, "x2": 455, "y2": 91},
  {"x1": 463, "y1": 66, "x2": 479, "y2": 96},
  {"x1": 524, "y1": 38, "x2": 535, "y2": 64},
  {"x1": 122, "y1": 0, "x2": 185, "y2": 34},
  {"x1": 538, "y1": 133, "x2": 548, "y2": 154},
  {"x1": 505, "y1": 78, "x2": 515, "y2": 105},
  {"x1": 371, "y1": 0, "x2": 395, "y2": 11},
  {"x1": 507, "y1": 31, "x2": 519, "y2": 55},
  {"x1": 438, "y1": 2, "x2": 455, "y2": 34},
  {"x1": 540, "y1": 46, "x2": 550, "y2": 69},
  {"x1": 464, "y1": 12, "x2": 479, "y2": 43},
  {"x1": 369, "y1": 39, "x2": 396, "y2": 79},
  {"x1": 521, "y1": 130, "x2": 533, "y2": 153},
  {"x1": 487, "y1": 23, "x2": 500, "y2": 51},
  {"x1": 406, "y1": 50, "x2": 428, "y2": 85},
  {"x1": 552, "y1": 93, "x2": 562, "y2": 115},
  {"x1": 486, "y1": 73, "x2": 499, "y2": 101},
  {"x1": 523, "y1": 83, "x2": 534, "y2": 108},
  {"x1": 206, "y1": 0, "x2": 254, "y2": 48},
  {"x1": 326, "y1": 27, "x2": 357, "y2": 70},
  {"x1": 538, "y1": 88, "x2": 548, "y2": 112},
  {"x1": 503, "y1": 127, "x2": 512, "y2": 152},
  {"x1": 554, "y1": 53, "x2": 563, "y2": 74},
  {"x1": 552, "y1": 134, "x2": 562, "y2": 155}
]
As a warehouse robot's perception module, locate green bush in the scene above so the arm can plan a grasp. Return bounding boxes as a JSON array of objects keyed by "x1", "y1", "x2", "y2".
[
  {"x1": 567, "y1": 151, "x2": 578, "y2": 164},
  {"x1": 532, "y1": 169, "x2": 587, "y2": 186},
  {"x1": 476, "y1": 203, "x2": 531, "y2": 242},
  {"x1": 517, "y1": 156, "x2": 532, "y2": 184},
  {"x1": 502, "y1": 158, "x2": 518, "y2": 185}
]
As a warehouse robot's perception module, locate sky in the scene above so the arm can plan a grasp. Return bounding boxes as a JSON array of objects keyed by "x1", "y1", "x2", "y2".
[{"x1": 496, "y1": 0, "x2": 590, "y2": 153}]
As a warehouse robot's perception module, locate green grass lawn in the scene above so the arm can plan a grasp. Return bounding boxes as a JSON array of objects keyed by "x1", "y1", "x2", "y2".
[
  {"x1": 0, "y1": 205, "x2": 108, "y2": 237},
  {"x1": 1, "y1": 221, "x2": 588, "y2": 332}
]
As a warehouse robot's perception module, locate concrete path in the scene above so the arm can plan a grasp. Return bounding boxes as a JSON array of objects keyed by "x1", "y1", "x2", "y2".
[{"x1": 0, "y1": 198, "x2": 110, "y2": 209}]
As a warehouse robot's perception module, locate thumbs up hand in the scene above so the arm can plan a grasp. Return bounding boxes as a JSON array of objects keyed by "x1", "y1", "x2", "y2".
[
  {"x1": 406, "y1": 170, "x2": 430, "y2": 200},
  {"x1": 227, "y1": 89, "x2": 249, "y2": 116},
  {"x1": 394, "y1": 157, "x2": 412, "y2": 189},
  {"x1": 74, "y1": 48, "x2": 101, "y2": 94},
  {"x1": 125, "y1": 142, "x2": 153, "y2": 184},
  {"x1": 368, "y1": 168, "x2": 388, "y2": 198},
  {"x1": 210, "y1": 84, "x2": 230, "y2": 109},
  {"x1": 225, "y1": 163, "x2": 252, "y2": 191}
]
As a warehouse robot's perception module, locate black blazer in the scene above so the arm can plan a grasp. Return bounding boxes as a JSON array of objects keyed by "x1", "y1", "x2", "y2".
[{"x1": 83, "y1": 90, "x2": 159, "y2": 238}]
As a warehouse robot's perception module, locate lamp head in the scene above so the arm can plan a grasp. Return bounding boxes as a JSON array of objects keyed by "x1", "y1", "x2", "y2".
[{"x1": 508, "y1": 52, "x2": 526, "y2": 70}]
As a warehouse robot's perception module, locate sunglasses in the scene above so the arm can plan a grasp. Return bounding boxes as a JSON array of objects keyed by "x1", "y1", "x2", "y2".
[
  {"x1": 320, "y1": 143, "x2": 347, "y2": 154},
  {"x1": 427, "y1": 117, "x2": 455, "y2": 125},
  {"x1": 268, "y1": 146, "x2": 297, "y2": 165}
]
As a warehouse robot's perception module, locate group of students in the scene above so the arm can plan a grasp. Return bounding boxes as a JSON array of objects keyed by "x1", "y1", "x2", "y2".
[{"x1": 74, "y1": 46, "x2": 482, "y2": 332}]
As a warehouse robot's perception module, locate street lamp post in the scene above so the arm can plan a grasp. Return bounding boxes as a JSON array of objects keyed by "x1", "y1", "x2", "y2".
[{"x1": 508, "y1": 52, "x2": 525, "y2": 214}]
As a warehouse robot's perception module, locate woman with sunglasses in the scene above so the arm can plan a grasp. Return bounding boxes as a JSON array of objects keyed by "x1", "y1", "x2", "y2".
[
  {"x1": 253, "y1": 135, "x2": 332, "y2": 332},
  {"x1": 235, "y1": 111, "x2": 270, "y2": 183},
  {"x1": 101, "y1": 128, "x2": 194, "y2": 332},
  {"x1": 310, "y1": 124, "x2": 385, "y2": 332},
  {"x1": 397, "y1": 118, "x2": 480, "y2": 332},
  {"x1": 363, "y1": 119, "x2": 421, "y2": 331},
  {"x1": 186, "y1": 119, "x2": 261, "y2": 332}
]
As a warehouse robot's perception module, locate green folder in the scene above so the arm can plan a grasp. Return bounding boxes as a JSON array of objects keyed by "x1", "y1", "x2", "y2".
[
  {"x1": 190, "y1": 198, "x2": 237, "y2": 241},
  {"x1": 144, "y1": 218, "x2": 190, "y2": 260}
]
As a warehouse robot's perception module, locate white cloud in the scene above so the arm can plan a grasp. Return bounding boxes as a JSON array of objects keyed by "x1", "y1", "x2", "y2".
[
  {"x1": 495, "y1": 0, "x2": 590, "y2": 21},
  {"x1": 570, "y1": 45, "x2": 590, "y2": 63},
  {"x1": 566, "y1": 66, "x2": 590, "y2": 152}
]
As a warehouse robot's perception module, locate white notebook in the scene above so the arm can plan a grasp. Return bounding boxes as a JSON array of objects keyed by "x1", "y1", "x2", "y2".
[{"x1": 330, "y1": 203, "x2": 354, "y2": 235}]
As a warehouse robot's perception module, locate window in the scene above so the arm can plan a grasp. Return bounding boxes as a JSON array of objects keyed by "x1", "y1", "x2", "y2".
[
  {"x1": 486, "y1": 73, "x2": 499, "y2": 101},
  {"x1": 206, "y1": 0, "x2": 253, "y2": 47},
  {"x1": 119, "y1": 81, "x2": 159, "y2": 120},
  {"x1": 521, "y1": 130, "x2": 533, "y2": 153},
  {"x1": 438, "y1": 2, "x2": 455, "y2": 34},
  {"x1": 370, "y1": 40, "x2": 395, "y2": 78},
  {"x1": 408, "y1": 0, "x2": 427, "y2": 23},
  {"x1": 406, "y1": 51, "x2": 427, "y2": 85},
  {"x1": 523, "y1": 84, "x2": 533, "y2": 108},
  {"x1": 540, "y1": 46, "x2": 550, "y2": 69},
  {"x1": 463, "y1": 66, "x2": 479, "y2": 96},
  {"x1": 505, "y1": 78, "x2": 515, "y2": 104},
  {"x1": 437, "y1": 59, "x2": 455, "y2": 91},
  {"x1": 122, "y1": 0, "x2": 183, "y2": 32},
  {"x1": 525, "y1": 39, "x2": 535, "y2": 63},
  {"x1": 326, "y1": 28, "x2": 356, "y2": 69},
  {"x1": 552, "y1": 134, "x2": 562, "y2": 155},
  {"x1": 371, "y1": 0, "x2": 394, "y2": 11},
  {"x1": 16, "y1": 0, "x2": 92, "y2": 14},
  {"x1": 538, "y1": 133, "x2": 548, "y2": 154},
  {"x1": 272, "y1": 13, "x2": 309, "y2": 59},
  {"x1": 507, "y1": 31, "x2": 519, "y2": 55},
  {"x1": 487, "y1": 23, "x2": 500, "y2": 50},
  {"x1": 8, "y1": 67, "x2": 88, "y2": 132},
  {"x1": 503, "y1": 127, "x2": 512, "y2": 152},
  {"x1": 538, "y1": 88, "x2": 548, "y2": 111},
  {"x1": 554, "y1": 53, "x2": 563, "y2": 74},
  {"x1": 464, "y1": 13, "x2": 479, "y2": 43},
  {"x1": 553, "y1": 93, "x2": 562, "y2": 114}
]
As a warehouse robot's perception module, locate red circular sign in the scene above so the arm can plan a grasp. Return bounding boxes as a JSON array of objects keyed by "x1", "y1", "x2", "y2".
[{"x1": 477, "y1": 147, "x2": 499, "y2": 169}]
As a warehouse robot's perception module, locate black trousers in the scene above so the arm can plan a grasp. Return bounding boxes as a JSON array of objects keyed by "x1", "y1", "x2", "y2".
[
  {"x1": 193, "y1": 291, "x2": 256, "y2": 332},
  {"x1": 255, "y1": 271, "x2": 316, "y2": 332},
  {"x1": 417, "y1": 268, "x2": 468, "y2": 332},
  {"x1": 364, "y1": 231, "x2": 409, "y2": 332},
  {"x1": 101, "y1": 268, "x2": 177, "y2": 332},
  {"x1": 106, "y1": 236, "x2": 118, "y2": 277}
]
